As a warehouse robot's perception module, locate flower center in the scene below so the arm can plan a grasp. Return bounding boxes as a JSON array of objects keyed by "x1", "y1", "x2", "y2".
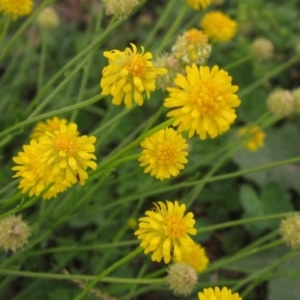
[
  {"x1": 53, "y1": 133, "x2": 77, "y2": 156},
  {"x1": 190, "y1": 79, "x2": 224, "y2": 115},
  {"x1": 125, "y1": 54, "x2": 147, "y2": 77},
  {"x1": 156, "y1": 142, "x2": 178, "y2": 166},
  {"x1": 185, "y1": 29, "x2": 207, "y2": 44},
  {"x1": 165, "y1": 214, "x2": 187, "y2": 238}
]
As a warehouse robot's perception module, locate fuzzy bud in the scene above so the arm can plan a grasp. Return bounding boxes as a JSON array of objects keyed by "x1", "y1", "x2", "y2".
[
  {"x1": 292, "y1": 88, "x2": 300, "y2": 114},
  {"x1": 267, "y1": 89, "x2": 294, "y2": 117},
  {"x1": 166, "y1": 263, "x2": 198, "y2": 296},
  {"x1": 251, "y1": 38, "x2": 274, "y2": 62},
  {"x1": 154, "y1": 53, "x2": 182, "y2": 91},
  {"x1": 279, "y1": 214, "x2": 300, "y2": 249},
  {"x1": 172, "y1": 28, "x2": 211, "y2": 65},
  {"x1": 37, "y1": 7, "x2": 60, "y2": 30},
  {"x1": 103, "y1": 0, "x2": 140, "y2": 18},
  {"x1": 127, "y1": 218, "x2": 137, "y2": 229},
  {"x1": 0, "y1": 215, "x2": 31, "y2": 252}
]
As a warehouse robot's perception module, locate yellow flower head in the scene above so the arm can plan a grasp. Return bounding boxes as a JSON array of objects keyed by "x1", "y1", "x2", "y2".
[
  {"x1": 0, "y1": 215, "x2": 31, "y2": 252},
  {"x1": 12, "y1": 139, "x2": 70, "y2": 200},
  {"x1": 172, "y1": 28, "x2": 211, "y2": 65},
  {"x1": 239, "y1": 125, "x2": 266, "y2": 152},
  {"x1": 38, "y1": 123, "x2": 97, "y2": 186},
  {"x1": 134, "y1": 200, "x2": 197, "y2": 264},
  {"x1": 201, "y1": 11, "x2": 237, "y2": 42},
  {"x1": 0, "y1": 0, "x2": 33, "y2": 20},
  {"x1": 100, "y1": 43, "x2": 167, "y2": 109},
  {"x1": 139, "y1": 128, "x2": 188, "y2": 181},
  {"x1": 176, "y1": 243, "x2": 209, "y2": 273},
  {"x1": 198, "y1": 287, "x2": 242, "y2": 300},
  {"x1": 186, "y1": 0, "x2": 212, "y2": 10},
  {"x1": 30, "y1": 117, "x2": 68, "y2": 140},
  {"x1": 165, "y1": 64, "x2": 241, "y2": 140}
]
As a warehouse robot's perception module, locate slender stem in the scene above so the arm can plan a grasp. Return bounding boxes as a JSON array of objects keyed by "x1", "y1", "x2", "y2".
[
  {"x1": 154, "y1": 3, "x2": 188, "y2": 54},
  {"x1": 89, "y1": 155, "x2": 300, "y2": 213},
  {"x1": 0, "y1": 0, "x2": 52, "y2": 62},
  {"x1": 0, "y1": 94, "x2": 104, "y2": 139},
  {"x1": 144, "y1": 0, "x2": 176, "y2": 48},
  {"x1": 203, "y1": 239, "x2": 283, "y2": 274},
  {"x1": 29, "y1": 53, "x2": 93, "y2": 117},
  {"x1": 29, "y1": 240, "x2": 139, "y2": 255},
  {"x1": 0, "y1": 269, "x2": 163, "y2": 284},
  {"x1": 239, "y1": 54, "x2": 300, "y2": 97},
  {"x1": 37, "y1": 29, "x2": 47, "y2": 92},
  {"x1": 74, "y1": 247, "x2": 143, "y2": 300},
  {"x1": 25, "y1": 17, "x2": 124, "y2": 114},
  {"x1": 224, "y1": 54, "x2": 252, "y2": 70},
  {"x1": 0, "y1": 16, "x2": 11, "y2": 48},
  {"x1": 197, "y1": 212, "x2": 293, "y2": 233}
]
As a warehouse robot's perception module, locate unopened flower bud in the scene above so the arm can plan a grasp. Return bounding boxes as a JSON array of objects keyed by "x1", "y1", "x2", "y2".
[
  {"x1": 172, "y1": 28, "x2": 211, "y2": 65},
  {"x1": 103, "y1": 0, "x2": 140, "y2": 18},
  {"x1": 279, "y1": 214, "x2": 300, "y2": 249},
  {"x1": 166, "y1": 263, "x2": 198, "y2": 296},
  {"x1": 37, "y1": 7, "x2": 60, "y2": 30},
  {"x1": 292, "y1": 88, "x2": 300, "y2": 114},
  {"x1": 267, "y1": 89, "x2": 294, "y2": 117},
  {"x1": 0, "y1": 215, "x2": 31, "y2": 252},
  {"x1": 154, "y1": 53, "x2": 182, "y2": 90},
  {"x1": 251, "y1": 38, "x2": 274, "y2": 62}
]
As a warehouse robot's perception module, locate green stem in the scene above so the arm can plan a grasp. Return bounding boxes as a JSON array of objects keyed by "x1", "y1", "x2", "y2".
[
  {"x1": 37, "y1": 29, "x2": 47, "y2": 92},
  {"x1": 90, "y1": 117, "x2": 175, "y2": 180},
  {"x1": 197, "y1": 212, "x2": 293, "y2": 234},
  {"x1": 238, "y1": 249, "x2": 300, "y2": 297},
  {"x1": 144, "y1": 0, "x2": 176, "y2": 48},
  {"x1": 25, "y1": 17, "x2": 124, "y2": 114},
  {"x1": 29, "y1": 53, "x2": 93, "y2": 117},
  {"x1": 155, "y1": 3, "x2": 188, "y2": 54},
  {"x1": 29, "y1": 240, "x2": 139, "y2": 255},
  {"x1": 0, "y1": 0, "x2": 52, "y2": 62},
  {"x1": 74, "y1": 247, "x2": 143, "y2": 300},
  {"x1": 0, "y1": 269, "x2": 163, "y2": 285},
  {"x1": 91, "y1": 108, "x2": 132, "y2": 136},
  {"x1": 0, "y1": 94, "x2": 104, "y2": 139},
  {"x1": 224, "y1": 54, "x2": 252, "y2": 70},
  {"x1": 203, "y1": 239, "x2": 283, "y2": 274},
  {"x1": 0, "y1": 15, "x2": 11, "y2": 49},
  {"x1": 240, "y1": 54, "x2": 300, "y2": 97},
  {"x1": 90, "y1": 155, "x2": 300, "y2": 213}
]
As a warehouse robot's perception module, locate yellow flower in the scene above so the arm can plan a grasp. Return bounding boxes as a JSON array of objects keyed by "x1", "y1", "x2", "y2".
[
  {"x1": 100, "y1": 43, "x2": 167, "y2": 109},
  {"x1": 165, "y1": 64, "x2": 241, "y2": 140},
  {"x1": 177, "y1": 243, "x2": 209, "y2": 273},
  {"x1": 12, "y1": 139, "x2": 70, "y2": 200},
  {"x1": 186, "y1": 0, "x2": 212, "y2": 10},
  {"x1": 201, "y1": 11, "x2": 237, "y2": 42},
  {"x1": 0, "y1": 0, "x2": 33, "y2": 19},
  {"x1": 239, "y1": 125, "x2": 266, "y2": 152},
  {"x1": 139, "y1": 128, "x2": 188, "y2": 180},
  {"x1": 30, "y1": 117, "x2": 68, "y2": 140},
  {"x1": 38, "y1": 123, "x2": 97, "y2": 186},
  {"x1": 134, "y1": 200, "x2": 197, "y2": 264},
  {"x1": 172, "y1": 28, "x2": 211, "y2": 65},
  {"x1": 198, "y1": 287, "x2": 242, "y2": 300}
]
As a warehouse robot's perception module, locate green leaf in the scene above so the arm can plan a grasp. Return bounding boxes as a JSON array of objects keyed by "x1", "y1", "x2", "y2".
[
  {"x1": 239, "y1": 183, "x2": 292, "y2": 235},
  {"x1": 233, "y1": 123, "x2": 300, "y2": 194}
]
